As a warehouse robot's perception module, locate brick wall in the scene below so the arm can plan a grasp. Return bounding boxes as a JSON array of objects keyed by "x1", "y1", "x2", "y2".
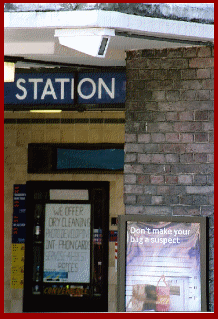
[{"x1": 124, "y1": 46, "x2": 214, "y2": 311}]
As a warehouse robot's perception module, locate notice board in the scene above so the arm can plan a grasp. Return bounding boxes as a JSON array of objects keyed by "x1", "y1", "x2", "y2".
[
  {"x1": 11, "y1": 184, "x2": 26, "y2": 289},
  {"x1": 43, "y1": 203, "x2": 91, "y2": 283},
  {"x1": 117, "y1": 215, "x2": 208, "y2": 312}
]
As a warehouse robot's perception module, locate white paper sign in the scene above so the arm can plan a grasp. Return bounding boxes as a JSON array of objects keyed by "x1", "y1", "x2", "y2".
[{"x1": 43, "y1": 204, "x2": 91, "y2": 283}]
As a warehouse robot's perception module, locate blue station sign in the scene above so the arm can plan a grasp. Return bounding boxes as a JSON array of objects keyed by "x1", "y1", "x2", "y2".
[{"x1": 4, "y1": 71, "x2": 126, "y2": 110}]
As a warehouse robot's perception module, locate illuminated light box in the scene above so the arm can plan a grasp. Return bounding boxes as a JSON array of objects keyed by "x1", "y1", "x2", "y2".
[{"x1": 117, "y1": 215, "x2": 208, "y2": 312}]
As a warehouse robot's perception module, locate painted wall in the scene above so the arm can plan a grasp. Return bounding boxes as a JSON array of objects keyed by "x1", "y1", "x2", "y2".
[{"x1": 4, "y1": 110, "x2": 125, "y2": 312}]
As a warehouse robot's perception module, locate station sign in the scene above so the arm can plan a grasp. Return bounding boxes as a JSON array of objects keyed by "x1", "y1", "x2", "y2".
[{"x1": 4, "y1": 71, "x2": 126, "y2": 110}]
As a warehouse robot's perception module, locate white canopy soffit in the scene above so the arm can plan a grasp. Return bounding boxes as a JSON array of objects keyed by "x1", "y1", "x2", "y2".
[{"x1": 4, "y1": 10, "x2": 214, "y2": 67}]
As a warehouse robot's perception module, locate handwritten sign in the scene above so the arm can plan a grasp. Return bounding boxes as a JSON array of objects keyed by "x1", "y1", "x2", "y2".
[{"x1": 43, "y1": 204, "x2": 91, "y2": 283}]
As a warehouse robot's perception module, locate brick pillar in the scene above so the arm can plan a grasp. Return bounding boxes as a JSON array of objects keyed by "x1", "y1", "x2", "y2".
[{"x1": 124, "y1": 46, "x2": 214, "y2": 311}]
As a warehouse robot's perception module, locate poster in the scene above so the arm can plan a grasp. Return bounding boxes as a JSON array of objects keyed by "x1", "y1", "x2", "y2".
[
  {"x1": 12, "y1": 184, "x2": 26, "y2": 244},
  {"x1": 43, "y1": 204, "x2": 91, "y2": 283},
  {"x1": 125, "y1": 221, "x2": 201, "y2": 312},
  {"x1": 11, "y1": 184, "x2": 26, "y2": 289},
  {"x1": 11, "y1": 244, "x2": 25, "y2": 289}
]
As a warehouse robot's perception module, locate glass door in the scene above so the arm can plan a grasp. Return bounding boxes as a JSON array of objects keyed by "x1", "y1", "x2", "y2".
[{"x1": 23, "y1": 181, "x2": 109, "y2": 313}]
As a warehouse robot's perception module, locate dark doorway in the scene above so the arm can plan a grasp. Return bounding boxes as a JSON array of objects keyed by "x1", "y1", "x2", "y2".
[{"x1": 23, "y1": 181, "x2": 109, "y2": 312}]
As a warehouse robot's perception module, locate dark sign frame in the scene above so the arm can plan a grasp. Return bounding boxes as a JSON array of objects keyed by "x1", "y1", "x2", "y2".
[
  {"x1": 117, "y1": 215, "x2": 208, "y2": 312},
  {"x1": 4, "y1": 67, "x2": 126, "y2": 111},
  {"x1": 28, "y1": 143, "x2": 124, "y2": 174}
]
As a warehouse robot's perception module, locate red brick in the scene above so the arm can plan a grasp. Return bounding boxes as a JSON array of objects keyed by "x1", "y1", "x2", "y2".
[
  {"x1": 151, "y1": 133, "x2": 165, "y2": 143},
  {"x1": 138, "y1": 69, "x2": 153, "y2": 79},
  {"x1": 151, "y1": 154, "x2": 165, "y2": 163},
  {"x1": 211, "y1": 69, "x2": 214, "y2": 79},
  {"x1": 210, "y1": 90, "x2": 214, "y2": 100},
  {"x1": 181, "y1": 90, "x2": 196, "y2": 101},
  {"x1": 165, "y1": 133, "x2": 180, "y2": 142},
  {"x1": 209, "y1": 132, "x2": 214, "y2": 143},
  {"x1": 189, "y1": 57, "x2": 214, "y2": 68},
  {"x1": 161, "y1": 58, "x2": 188, "y2": 69},
  {"x1": 180, "y1": 80, "x2": 202, "y2": 90},
  {"x1": 194, "y1": 154, "x2": 207, "y2": 163},
  {"x1": 138, "y1": 154, "x2": 151, "y2": 163},
  {"x1": 124, "y1": 185, "x2": 144, "y2": 194},
  {"x1": 186, "y1": 143, "x2": 214, "y2": 153},
  {"x1": 167, "y1": 69, "x2": 181, "y2": 80},
  {"x1": 196, "y1": 90, "x2": 210, "y2": 100},
  {"x1": 197, "y1": 69, "x2": 211, "y2": 79},
  {"x1": 152, "y1": 90, "x2": 165, "y2": 101},
  {"x1": 152, "y1": 69, "x2": 168, "y2": 80},
  {"x1": 180, "y1": 134, "x2": 194, "y2": 143},
  {"x1": 166, "y1": 112, "x2": 179, "y2": 121},
  {"x1": 174, "y1": 122, "x2": 202, "y2": 132},
  {"x1": 178, "y1": 175, "x2": 193, "y2": 184},
  {"x1": 157, "y1": 186, "x2": 170, "y2": 195},
  {"x1": 127, "y1": 57, "x2": 148, "y2": 69},
  {"x1": 165, "y1": 176, "x2": 178, "y2": 184},
  {"x1": 166, "y1": 90, "x2": 180, "y2": 101},
  {"x1": 138, "y1": 134, "x2": 151, "y2": 143},
  {"x1": 147, "y1": 58, "x2": 161, "y2": 69},
  {"x1": 202, "y1": 79, "x2": 214, "y2": 90},
  {"x1": 180, "y1": 153, "x2": 194, "y2": 163},
  {"x1": 197, "y1": 46, "x2": 212, "y2": 57},
  {"x1": 159, "y1": 144, "x2": 186, "y2": 153},
  {"x1": 125, "y1": 134, "x2": 137, "y2": 142},
  {"x1": 167, "y1": 48, "x2": 183, "y2": 57},
  {"x1": 208, "y1": 154, "x2": 214, "y2": 163},
  {"x1": 195, "y1": 111, "x2": 208, "y2": 121},
  {"x1": 179, "y1": 111, "x2": 194, "y2": 121},
  {"x1": 124, "y1": 164, "x2": 143, "y2": 174},
  {"x1": 165, "y1": 154, "x2": 179, "y2": 163},
  {"x1": 151, "y1": 196, "x2": 163, "y2": 205},
  {"x1": 150, "y1": 175, "x2": 164, "y2": 184},
  {"x1": 195, "y1": 133, "x2": 208, "y2": 143},
  {"x1": 173, "y1": 206, "x2": 201, "y2": 216},
  {"x1": 137, "y1": 175, "x2": 150, "y2": 184},
  {"x1": 181, "y1": 69, "x2": 197, "y2": 79},
  {"x1": 182, "y1": 47, "x2": 197, "y2": 57},
  {"x1": 203, "y1": 122, "x2": 214, "y2": 131}
]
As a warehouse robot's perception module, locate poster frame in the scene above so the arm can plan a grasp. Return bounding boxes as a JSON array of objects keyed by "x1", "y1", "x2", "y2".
[{"x1": 117, "y1": 215, "x2": 208, "y2": 312}]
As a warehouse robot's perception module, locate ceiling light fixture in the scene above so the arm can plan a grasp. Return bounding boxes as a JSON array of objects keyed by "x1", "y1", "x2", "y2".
[
  {"x1": 29, "y1": 110, "x2": 62, "y2": 113},
  {"x1": 4, "y1": 62, "x2": 15, "y2": 82}
]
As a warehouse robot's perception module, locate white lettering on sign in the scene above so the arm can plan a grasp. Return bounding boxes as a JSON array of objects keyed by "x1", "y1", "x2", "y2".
[
  {"x1": 15, "y1": 77, "x2": 115, "y2": 101},
  {"x1": 55, "y1": 78, "x2": 70, "y2": 100},
  {"x1": 15, "y1": 78, "x2": 27, "y2": 100},
  {"x1": 28, "y1": 78, "x2": 43, "y2": 99},
  {"x1": 78, "y1": 78, "x2": 96, "y2": 100},
  {"x1": 98, "y1": 78, "x2": 115, "y2": 99},
  {"x1": 41, "y1": 79, "x2": 57, "y2": 100}
]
